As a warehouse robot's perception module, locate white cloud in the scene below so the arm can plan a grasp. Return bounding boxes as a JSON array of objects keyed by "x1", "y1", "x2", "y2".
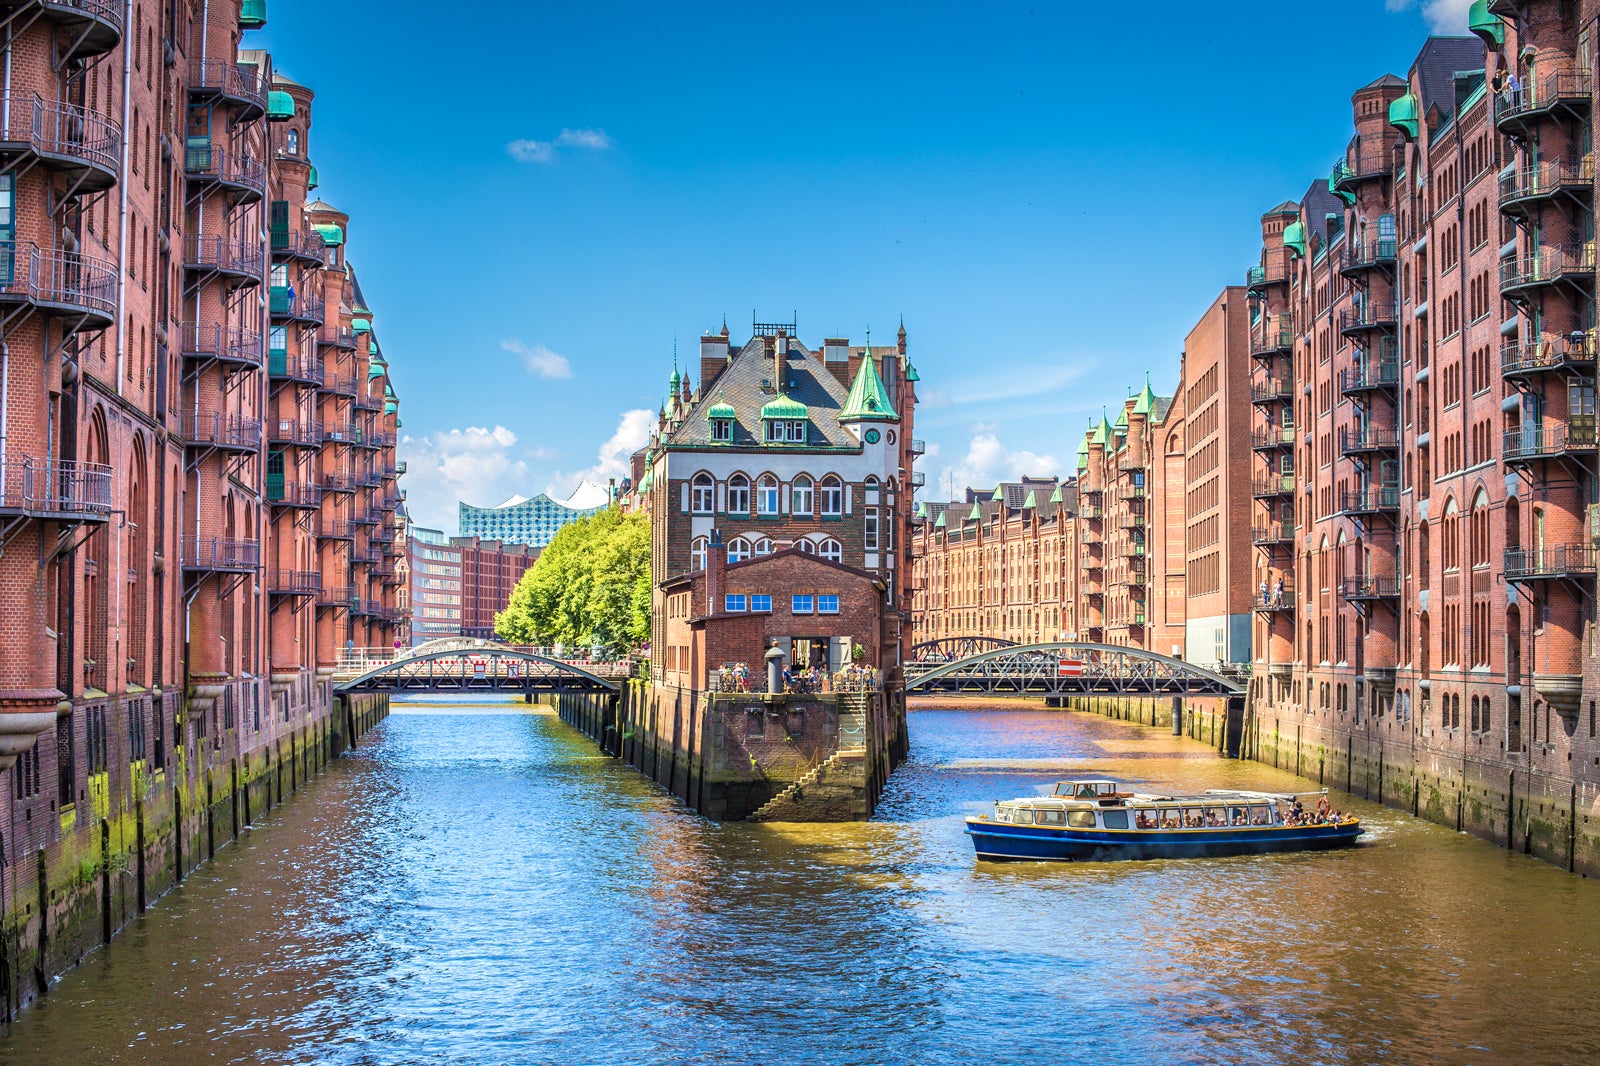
[
  {"x1": 502, "y1": 339, "x2": 573, "y2": 380},
  {"x1": 1386, "y1": 0, "x2": 1471, "y2": 33},
  {"x1": 506, "y1": 127, "x2": 614, "y2": 164},
  {"x1": 923, "y1": 432, "x2": 1061, "y2": 500},
  {"x1": 398, "y1": 425, "x2": 538, "y2": 532},
  {"x1": 546, "y1": 409, "x2": 654, "y2": 499}
]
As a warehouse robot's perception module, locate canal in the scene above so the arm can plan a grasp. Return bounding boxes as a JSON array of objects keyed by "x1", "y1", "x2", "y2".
[{"x1": 4, "y1": 698, "x2": 1600, "y2": 1064}]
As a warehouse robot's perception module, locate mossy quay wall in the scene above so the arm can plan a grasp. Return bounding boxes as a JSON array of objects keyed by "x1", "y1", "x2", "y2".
[
  {"x1": 0, "y1": 691, "x2": 388, "y2": 1021},
  {"x1": 1060, "y1": 695, "x2": 1600, "y2": 878}
]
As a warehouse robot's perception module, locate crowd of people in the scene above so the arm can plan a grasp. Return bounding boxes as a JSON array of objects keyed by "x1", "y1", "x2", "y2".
[{"x1": 1284, "y1": 798, "x2": 1347, "y2": 826}]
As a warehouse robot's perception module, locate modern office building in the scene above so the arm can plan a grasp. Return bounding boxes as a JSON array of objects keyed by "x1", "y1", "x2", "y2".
[
  {"x1": 408, "y1": 527, "x2": 463, "y2": 645},
  {"x1": 457, "y1": 481, "x2": 608, "y2": 547}
]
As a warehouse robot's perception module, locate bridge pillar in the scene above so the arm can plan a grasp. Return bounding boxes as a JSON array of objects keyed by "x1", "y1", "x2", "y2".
[
  {"x1": 1223, "y1": 696, "x2": 1245, "y2": 758},
  {"x1": 1171, "y1": 696, "x2": 1182, "y2": 736}
]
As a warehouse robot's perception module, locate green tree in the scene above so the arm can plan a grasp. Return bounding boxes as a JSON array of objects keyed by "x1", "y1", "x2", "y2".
[{"x1": 495, "y1": 507, "x2": 650, "y2": 653}]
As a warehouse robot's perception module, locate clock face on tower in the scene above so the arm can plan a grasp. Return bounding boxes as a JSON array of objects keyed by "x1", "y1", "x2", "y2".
[{"x1": 864, "y1": 429, "x2": 881, "y2": 444}]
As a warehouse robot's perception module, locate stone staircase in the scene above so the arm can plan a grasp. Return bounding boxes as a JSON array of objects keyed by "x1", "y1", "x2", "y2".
[{"x1": 747, "y1": 749, "x2": 866, "y2": 822}]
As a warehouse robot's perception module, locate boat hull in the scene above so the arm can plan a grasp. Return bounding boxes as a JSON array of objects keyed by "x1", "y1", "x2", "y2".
[{"x1": 965, "y1": 819, "x2": 1363, "y2": 862}]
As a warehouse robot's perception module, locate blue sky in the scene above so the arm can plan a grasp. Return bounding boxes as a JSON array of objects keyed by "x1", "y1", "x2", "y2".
[{"x1": 254, "y1": 0, "x2": 1472, "y2": 531}]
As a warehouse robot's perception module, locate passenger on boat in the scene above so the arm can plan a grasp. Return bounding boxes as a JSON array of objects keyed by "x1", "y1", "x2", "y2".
[{"x1": 1135, "y1": 812, "x2": 1153, "y2": 829}]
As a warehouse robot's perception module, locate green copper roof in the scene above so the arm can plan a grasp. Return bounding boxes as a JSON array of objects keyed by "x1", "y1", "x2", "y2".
[
  {"x1": 1132, "y1": 378, "x2": 1158, "y2": 416},
  {"x1": 384, "y1": 401, "x2": 398, "y2": 415},
  {"x1": 240, "y1": 0, "x2": 266, "y2": 28},
  {"x1": 933, "y1": 510, "x2": 946, "y2": 528},
  {"x1": 915, "y1": 501, "x2": 927, "y2": 518},
  {"x1": 761, "y1": 394, "x2": 809, "y2": 420},
  {"x1": 1114, "y1": 407, "x2": 1128, "y2": 429},
  {"x1": 968, "y1": 503, "x2": 982, "y2": 521},
  {"x1": 1469, "y1": 1, "x2": 1503, "y2": 48},
  {"x1": 307, "y1": 165, "x2": 318, "y2": 189},
  {"x1": 1023, "y1": 490, "x2": 1037, "y2": 509},
  {"x1": 1283, "y1": 219, "x2": 1308, "y2": 258},
  {"x1": 352, "y1": 318, "x2": 371, "y2": 333},
  {"x1": 707, "y1": 401, "x2": 736, "y2": 420},
  {"x1": 905, "y1": 360, "x2": 920, "y2": 382},
  {"x1": 1389, "y1": 93, "x2": 1419, "y2": 141},
  {"x1": 1090, "y1": 416, "x2": 1112, "y2": 446},
  {"x1": 838, "y1": 351, "x2": 899, "y2": 421},
  {"x1": 267, "y1": 90, "x2": 294, "y2": 121},
  {"x1": 384, "y1": 383, "x2": 396, "y2": 399},
  {"x1": 1050, "y1": 485, "x2": 1063, "y2": 504},
  {"x1": 314, "y1": 223, "x2": 344, "y2": 246},
  {"x1": 991, "y1": 485, "x2": 1005, "y2": 501},
  {"x1": 367, "y1": 363, "x2": 385, "y2": 380}
]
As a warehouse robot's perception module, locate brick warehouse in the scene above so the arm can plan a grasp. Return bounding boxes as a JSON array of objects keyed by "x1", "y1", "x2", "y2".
[
  {"x1": 0, "y1": 0, "x2": 402, "y2": 1012},
  {"x1": 908, "y1": 1, "x2": 1600, "y2": 876}
]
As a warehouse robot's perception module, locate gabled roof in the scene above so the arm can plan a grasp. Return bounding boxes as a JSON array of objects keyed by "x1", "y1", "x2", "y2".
[
  {"x1": 761, "y1": 394, "x2": 808, "y2": 420},
  {"x1": 664, "y1": 336, "x2": 855, "y2": 449},
  {"x1": 838, "y1": 350, "x2": 899, "y2": 422},
  {"x1": 1132, "y1": 379, "x2": 1158, "y2": 416}
]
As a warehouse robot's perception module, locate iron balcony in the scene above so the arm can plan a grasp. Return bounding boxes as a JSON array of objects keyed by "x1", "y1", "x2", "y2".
[
  {"x1": 0, "y1": 456, "x2": 112, "y2": 521},
  {"x1": 266, "y1": 477, "x2": 322, "y2": 509},
  {"x1": 1251, "y1": 426, "x2": 1296, "y2": 451},
  {"x1": 353, "y1": 392, "x2": 384, "y2": 413},
  {"x1": 1251, "y1": 523, "x2": 1294, "y2": 547},
  {"x1": 181, "y1": 322, "x2": 264, "y2": 369},
  {"x1": 1505, "y1": 545, "x2": 1598, "y2": 581},
  {"x1": 1495, "y1": 71, "x2": 1593, "y2": 137},
  {"x1": 1500, "y1": 246, "x2": 1595, "y2": 300},
  {"x1": 322, "y1": 423, "x2": 363, "y2": 446},
  {"x1": 0, "y1": 90, "x2": 122, "y2": 193},
  {"x1": 188, "y1": 57, "x2": 269, "y2": 118},
  {"x1": 181, "y1": 535, "x2": 259, "y2": 572},
  {"x1": 183, "y1": 144, "x2": 267, "y2": 203},
  {"x1": 909, "y1": 438, "x2": 926, "y2": 456},
  {"x1": 1498, "y1": 157, "x2": 1594, "y2": 218},
  {"x1": 268, "y1": 350, "x2": 325, "y2": 387},
  {"x1": 1253, "y1": 589, "x2": 1295, "y2": 614},
  {"x1": 269, "y1": 286, "x2": 326, "y2": 325},
  {"x1": 321, "y1": 373, "x2": 359, "y2": 398},
  {"x1": 1251, "y1": 474, "x2": 1295, "y2": 499},
  {"x1": 270, "y1": 226, "x2": 328, "y2": 266},
  {"x1": 1501, "y1": 333, "x2": 1596, "y2": 379},
  {"x1": 183, "y1": 235, "x2": 265, "y2": 285},
  {"x1": 320, "y1": 326, "x2": 359, "y2": 350},
  {"x1": 21, "y1": 1, "x2": 122, "y2": 58},
  {"x1": 1338, "y1": 239, "x2": 1399, "y2": 278},
  {"x1": 1340, "y1": 573, "x2": 1401, "y2": 601},
  {"x1": 1250, "y1": 322, "x2": 1295, "y2": 357},
  {"x1": 268, "y1": 569, "x2": 322, "y2": 598},
  {"x1": 1339, "y1": 426, "x2": 1400, "y2": 457},
  {"x1": 268, "y1": 419, "x2": 323, "y2": 448},
  {"x1": 321, "y1": 472, "x2": 358, "y2": 495},
  {"x1": 352, "y1": 508, "x2": 380, "y2": 526},
  {"x1": 1337, "y1": 487, "x2": 1400, "y2": 516},
  {"x1": 316, "y1": 586, "x2": 357, "y2": 610},
  {"x1": 318, "y1": 519, "x2": 356, "y2": 541},
  {"x1": 179, "y1": 412, "x2": 262, "y2": 452},
  {"x1": 1250, "y1": 378, "x2": 1292, "y2": 405},
  {"x1": 1332, "y1": 139, "x2": 1394, "y2": 191},
  {"x1": 1245, "y1": 258, "x2": 1288, "y2": 293},
  {"x1": 1338, "y1": 304, "x2": 1398, "y2": 336},
  {"x1": 1339, "y1": 357, "x2": 1400, "y2": 395},
  {"x1": 0, "y1": 241, "x2": 118, "y2": 328},
  {"x1": 1502, "y1": 424, "x2": 1597, "y2": 463}
]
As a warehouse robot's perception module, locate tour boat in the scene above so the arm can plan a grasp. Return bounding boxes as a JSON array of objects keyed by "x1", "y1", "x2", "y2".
[{"x1": 965, "y1": 779, "x2": 1363, "y2": 862}]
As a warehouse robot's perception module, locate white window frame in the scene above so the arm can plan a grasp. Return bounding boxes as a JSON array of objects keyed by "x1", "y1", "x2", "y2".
[
  {"x1": 865, "y1": 507, "x2": 879, "y2": 550},
  {"x1": 817, "y1": 594, "x2": 840, "y2": 614},
  {"x1": 792, "y1": 594, "x2": 814, "y2": 614},
  {"x1": 757, "y1": 475, "x2": 780, "y2": 515},
  {"x1": 691, "y1": 473, "x2": 714, "y2": 513},
  {"x1": 728, "y1": 537, "x2": 752, "y2": 563},
  {"x1": 750, "y1": 594, "x2": 772, "y2": 613},
  {"x1": 753, "y1": 537, "x2": 773, "y2": 556},
  {"x1": 710, "y1": 418, "x2": 732, "y2": 442},
  {"x1": 792, "y1": 475, "x2": 813, "y2": 516},
  {"x1": 690, "y1": 537, "x2": 707, "y2": 571},
  {"x1": 725, "y1": 594, "x2": 747, "y2": 612},
  {"x1": 819, "y1": 538, "x2": 842, "y2": 563},
  {"x1": 727, "y1": 475, "x2": 751, "y2": 514},
  {"x1": 820, "y1": 477, "x2": 843, "y2": 516}
]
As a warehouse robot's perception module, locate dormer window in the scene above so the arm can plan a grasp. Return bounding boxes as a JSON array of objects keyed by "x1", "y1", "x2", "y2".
[
  {"x1": 707, "y1": 400, "x2": 736, "y2": 443},
  {"x1": 766, "y1": 419, "x2": 807, "y2": 444}
]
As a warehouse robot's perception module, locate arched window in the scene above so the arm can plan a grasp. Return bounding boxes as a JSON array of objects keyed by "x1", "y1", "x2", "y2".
[
  {"x1": 757, "y1": 474, "x2": 779, "y2": 515},
  {"x1": 691, "y1": 472, "x2": 714, "y2": 513},
  {"x1": 690, "y1": 537, "x2": 708, "y2": 571},
  {"x1": 287, "y1": 128, "x2": 300, "y2": 155},
  {"x1": 1441, "y1": 499, "x2": 1459, "y2": 572},
  {"x1": 727, "y1": 474, "x2": 751, "y2": 514},
  {"x1": 1470, "y1": 490, "x2": 1490, "y2": 567},
  {"x1": 820, "y1": 476, "x2": 843, "y2": 516},
  {"x1": 818, "y1": 538, "x2": 842, "y2": 562},
  {"x1": 792, "y1": 475, "x2": 813, "y2": 516},
  {"x1": 753, "y1": 537, "x2": 773, "y2": 556},
  {"x1": 795, "y1": 539, "x2": 816, "y2": 554},
  {"x1": 728, "y1": 536, "x2": 752, "y2": 563}
]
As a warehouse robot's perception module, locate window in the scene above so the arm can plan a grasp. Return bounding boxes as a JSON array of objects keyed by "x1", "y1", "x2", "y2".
[
  {"x1": 56, "y1": 715, "x2": 74, "y2": 805},
  {"x1": 269, "y1": 325, "x2": 287, "y2": 353},
  {"x1": 750, "y1": 594, "x2": 772, "y2": 612},
  {"x1": 793, "y1": 594, "x2": 814, "y2": 613},
  {"x1": 728, "y1": 474, "x2": 750, "y2": 514},
  {"x1": 818, "y1": 538, "x2": 842, "y2": 562},
  {"x1": 757, "y1": 475, "x2": 779, "y2": 515},
  {"x1": 728, "y1": 537, "x2": 752, "y2": 563},
  {"x1": 690, "y1": 536, "x2": 707, "y2": 571},
  {"x1": 286, "y1": 128, "x2": 300, "y2": 155},
  {"x1": 752, "y1": 537, "x2": 773, "y2": 556},
  {"x1": 691, "y1": 473, "x2": 713, "y2": 513},
  {"x1": 792, "y1": 475, "x2": 813, "y2": 515},
  {"x1": 820, "y1": 476, "x2": 843, "y2": 516},
  {"x1": 766, "y1": 419, "x2": 806, "y2": 443},
  {"x1": 865, "y1": 507, "x2": 879, "y2": 550},
  {"x1": 710, "y1": 417, "x2": 732, "y2": 442},
  {"x1": 818, "y1": 594, "x2": 840, "y2": 614},
  {"x1": 725, "y1": 594, "x2": 747, "y2": 612},
  {"x1": 271, "y1": 263, "x2": 288, "y2": 288},
  {"x1": 796, "y1": 539, "x2": 815, "y2": 554},
  {"x1": 12, "y1": 743, "x2": 40, "y2": 799}
]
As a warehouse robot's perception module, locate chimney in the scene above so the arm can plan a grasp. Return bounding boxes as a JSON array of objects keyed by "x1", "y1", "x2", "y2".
[
  {"x1": 705, "y1": 527, "x2": 726, "y2": 616},
  {"x1": 773, "y1": 331, "x2": 787, "y2": 390},
  {"x1": 700, "y1": 333, "x2": 730, "y2": 391},
  {"x1": 823, "y1": 337, "x2": 852, "y2": 386}
]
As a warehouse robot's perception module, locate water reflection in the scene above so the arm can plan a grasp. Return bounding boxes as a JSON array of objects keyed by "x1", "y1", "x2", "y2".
[{"x1": 2, "y1": 700, "x2": 1599, "y2": 1064}]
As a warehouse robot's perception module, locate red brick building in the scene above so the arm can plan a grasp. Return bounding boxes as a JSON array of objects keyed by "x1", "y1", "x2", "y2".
[{"x1": 452, "y1": 536, "x2": 539, "y2": 639}]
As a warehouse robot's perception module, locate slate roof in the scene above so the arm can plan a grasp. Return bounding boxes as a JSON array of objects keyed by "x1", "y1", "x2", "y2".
[
  {"x1": 669, "y1": 337, "x2": 873, "y2": 449},
  {"x1": 1412, "y1": 36, "x2": 1486, "y2": 133}
]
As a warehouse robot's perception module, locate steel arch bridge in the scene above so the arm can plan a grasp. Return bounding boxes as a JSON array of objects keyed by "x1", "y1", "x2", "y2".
[
  {"x1": 903, "y1": 642, "x2": 1244, "y2": 698},
  {"x1": 909, "y1": 636, "x2": 1017, "y2": 662},
  {"x1": 334, "y1": 648, "x2": 623, "y2": 695}
]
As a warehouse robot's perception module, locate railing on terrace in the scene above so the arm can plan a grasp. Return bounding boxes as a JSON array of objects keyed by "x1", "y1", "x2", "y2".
[
  {"x1": 181, "y1": 535, "x2": 258, "y2": 571},
  {"x1": 1501, "y1": 333, "x2": 1596, "y2": 374},
  {"x1": 1251, "y1": 474, "x2": 1295, "y2": 497},
  {"x1": 1339, "y1": 487, "x2": 1400, "y2": 513},
  {"x1": 1505, "y1": 545, "x2": 1598, "y2": 580},
  {"x1": 0, "y1": 240, "x2": 117, "y2": 320},
  {"x1": 0, "y1": 456, "x2": 112, "y2": 517},
  {"x1": 1250, "y1": 320, "x2": 1296, "y2": 355},
  {"x1": 189, "y1": 58, "x2": 268, "y2": 110},
  {"x1": 269, "y1": 287, "x2": 325, "y2": 322},
  {"x1": 1499, "y1": 157, "x2": 1594, "y2": 209},
  {"x1": 179, "y1": 412, "x2": 261, "y2": 450},
  {"x1": 1251, "y1": 426, "x2": 1296, "y2": 449},
  {"x1": 1251, "y1": 378, "x2": 1292, "y2": 403},
  {"x1": 1494, "y1": 71, "x2": 1593, "y2": 127},
  {"x1": 265, "y1": 477, "x2": 323, "y2": 508},
  {"x1": 1502, "y1": 424, "x2": 1598, "y2": 460},
  {"x1": 269, "y1": 569, "x2": 322, "y2": 596},
  {"x1": 1341, "y1": 573, "x2": 1401, "y2": 600},
  {"x1": 1339, "y1": 239, "x2": 1399, "y2": 274},
  {"x1": 320, "y1": 326, "x2": 358, "y2": 349},
  {"x1": 270, "y1": 226, "x2": 328, "y2": 263},
  {"x1": 1251, "y1": 523, "x2": 1294, "y2": 546},
  {"x1": 183, "y1": 144, "x2": 267, "y2": 196},
  {"x1": 0, "y1": 90, "x2": 122, "y2": 178},
  {"x1": 181, "y1": 322, "x2": 263, "y2": 366},
  {"x1": 268, "y1": 350, "x2": 325, "y2": 386},
  {"x1": 268, "y1": 418, "x2": 323, "y2": 447},
  {"x1": 1500, "y1": 246, "x2": 1595, "y2": 292},
  {"x1": 183, "y1": 235, "x2": 265, "y2": 279},
  {"x1": 1338, "y1": 305, "x2": 1398, "y2": 333},
  {"x1": 1339, "y1": 358, "x2": 1400, "y2": 393},
  {"x1": 1339, "y1": 426, "x2": 1400, "y2": 453},
  {"x1": 908, "y1": 439, "x2": 926, "y2": 456},
  {"x1": 1246, "y1": 258, "x2": 1288, "y2": 289}
]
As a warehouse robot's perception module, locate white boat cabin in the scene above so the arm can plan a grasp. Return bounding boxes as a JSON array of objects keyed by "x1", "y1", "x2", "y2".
[{"x1": 989, "y1": 780, "x2": 1287, "y2": 831}]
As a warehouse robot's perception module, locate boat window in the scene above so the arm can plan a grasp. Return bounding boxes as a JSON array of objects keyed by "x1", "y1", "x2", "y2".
[
  {"x1": 1183, "y1": 808, "x2": 1206, "y2": 828},
  {"x1": 1158, "y1": 808, "x2": 1182, "y2": 829},
  {"x1": 1252, "y1": 806, "x2": 1272, "y2": 825},
  {"x1": 1205, "y1": 807, "x2": 1227, "y2": 827},
  {"x1": 1067, "y1": 811, "x2": 1096, "y2": 828},
  {"x1": 994, "y1": 806, "x2": 1011, "y2": 822},
  {"x1": 1035, "y1": 809, "x2": 1064, "y2": 826},
  {"x1": 1229, "y1": 806, "x2": 1249, "y2": 826},
  {"x1": 1013, "y1": 809, "x2": 1035, "y2": 825},
  {"x1": 1075, "y1": 784, "x2": 1098, "y2": 799},
  {"x1": 1101, "y1": 810, "x2": 1129, "y2": 830}
]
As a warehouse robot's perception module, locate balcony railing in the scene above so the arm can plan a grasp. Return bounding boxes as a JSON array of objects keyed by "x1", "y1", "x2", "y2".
[
  {"x1": 1500, "y1": 246, "x2": 1595, "y2": 295},
  {"x1": 269, "y1": 286, "x2": 326, "y2": 324},
  {"x1": 1505, "y1": 545, "x2": 1598, "y2": 581},
  {"x1": 395, "y1": 459, "x2": 407, "y2": 476},
  {"x1": 0, "y1": 241, "x2": 118, "y2": 324},
  {"x1": 1339, "y1": 426, "x2": 1400, "y2": 455},
  {"x1": 908, "y1": 438, "x2": 926, "y2": 456},
  {"x1": 1246, "y1": 258, "x2": 1288, "y2": 291},
  {"x1": 32, "y1": 1, "x2": 123, "y2": 53},
  {"x1": 179, "y1": 412, "x2": 261, "y2": 451},
  {"x1": 183, "y1": 144, "x2": 267, "y2": 200},
  {"x1": 1250, "y1": 378, "x2": 1292, "y2": 404},
  {"x1": 1341, "y1": 573, "x2": 1401, "y2": 600},
  {"x1": 1339, "y1": 358, "x2": 1400, "y2": 394},
  {"x1": 1495, "y1": 71, "x2": 1593, "y2": 133},
  {"x1": 1338, "y1": 486, "x2": 1400, "y2": 515},
  {"x1": 318, "y1": 519, "x2": 356, "y2": 541},
  {"x1": 183, "y1": 235, "x2": 265, "y2": 281},
  {"x1": 322, "y1": 423, "x2": 362, "y2": 445},
  {"x1": 268, "y1": 350, "x2": 325, "y2": 387},
  {"x1": 181, "y1": 535, "x2": 258, "y2": 572},
  {"x1": 270, "y1": 226, "x2": 327, "y2": 264},
  {"x1": 321, "y1": 373, "x2": 358, "y2": 397},
  {"x1": 1499, "y1": 157, "x2": 1594, "y2": 214},
  {"x1": 188, "y1": 58, "x2": 268, "y2": 114},
  {"x1": 1251, "y1": 523, "x2": 1294, "y2": 546},
  {"x1": 1250, "y1": 321, "x2": 1295, "y2": 356},
  {"x1": 268, "y1": 569, "x2": 322, "y2": 597},
  {"x1": 317, "y1": 586, "x2": 357, "y2": 609},
  {"x1": 181, "y1": 322, "x2": 264, "y2": 367},
  {"x1": 1338, "y1": 304, "x2": 1398, "y2": 335},
  {"x1": 0, "y1": 456, "x2": 112, "y2": 519},
  {"x1": 1253, "y1": 589, "x2": 1295, "y2": 613},
  {"x1": 268, "y1": 419, "x2": 323, "y2": 447},
  {"x1": 1502, "y1": 424, "x2": 1597, "y2": 462},
  {"x1": 1251, "y1": 426, "x2": 1296, "y2": 450},
  {"x1": 321, "y1": 472, "x2": 358, "y2": 494},
  {"x1": 0, "y1": 90, "x2": 122, "y2": 188},
  {"x1": 265, "y1": 477, "x2": 322, "y2": 508},
  {"x1": 1251, "y1": 474, "x2": 1295, "y2": 498},
  {"x1": 1501, "y1": 333, "x2": 1596, "y2": 377},
  {"x1": 320, "y1": 326, "x2": 359, "y2": 349},
  {"x1": 1338, "y1": 239, "x2": 1398, "y2": 276}
]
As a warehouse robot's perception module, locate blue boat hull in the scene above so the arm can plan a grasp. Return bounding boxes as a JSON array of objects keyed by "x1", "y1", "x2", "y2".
[{"x1": 965, "y1": 819, "x2": 1363, "y2": 862}]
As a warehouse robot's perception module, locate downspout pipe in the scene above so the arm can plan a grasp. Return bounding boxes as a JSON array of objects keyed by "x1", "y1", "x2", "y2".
[{"x1": 114, "y1": 0, "x2": 133, "y2": 396}]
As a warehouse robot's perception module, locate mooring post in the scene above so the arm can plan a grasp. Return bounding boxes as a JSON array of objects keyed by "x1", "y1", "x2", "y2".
[{"x1": 1171, "y1": 696, "x2": 1182, "y2": 736}]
